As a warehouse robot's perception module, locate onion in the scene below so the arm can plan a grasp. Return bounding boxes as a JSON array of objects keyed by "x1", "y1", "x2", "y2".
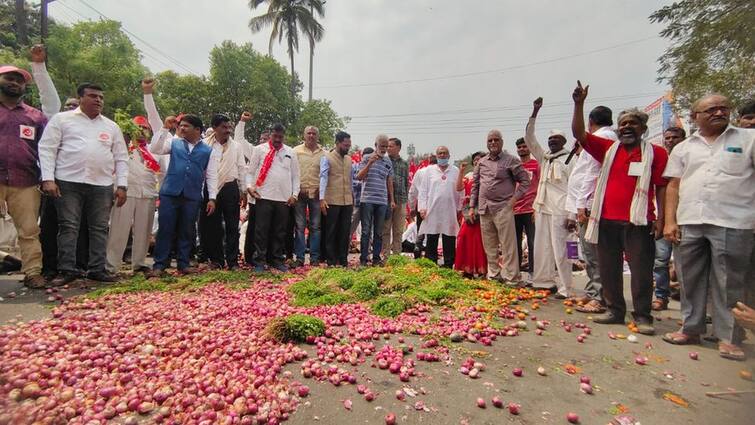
[
  {"x1": 537, "y1": 367, "x2": 547, "y2": 376},
  {"x1": 635, "y1": 356, "x2": 648, "y2": 366},
  {"x1": 579, "y1": 375, "x2": 591, "y2": 384},
  {"x1": 512, "y1": 368, "x2": 523, "y2": 377},
  {"x1": 476, "y1": 397, "x2": 486, "y2": 408},
  {"x1": 297, "y1": 386, "x2": 309, "y2": 397},
  {"x1": 579, "y1": 383, "x2": 593, "y2": 394},
  {"x1": 688, "y1": 352, "x2": 699, "y2": 360},
  {"x1": 491, "y1": 396, "x2": 503, "y2": 408},
  {"x1": 567, "y1": 412, "x2": 580, "y2": 423},
  {"x1": 508, "y1": 402, "x2": 521, "y2": 415},
  {"x1": 385, "y1": 413, "x2": 397, "y2": 425},
  {"x1": 395, "y1": 390, "x2": 405, "y2": 401}
]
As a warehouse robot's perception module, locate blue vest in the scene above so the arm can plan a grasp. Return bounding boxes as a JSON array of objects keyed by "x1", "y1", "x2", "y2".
[{"x1": 159, "y1": 138, "x2": 212, "y2": 201}]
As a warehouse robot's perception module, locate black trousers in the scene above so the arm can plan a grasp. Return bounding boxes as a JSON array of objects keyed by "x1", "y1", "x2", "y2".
[
  {"x1": 244, "y1": 204, "x2": 256, "y2": 265},
  {"x1": 199, "y1": 181, "x2": 241, "y2": 268},
  {"x1": 285, "y1": 206, "x2": 295, "y2": 259},
  {"x1": 402, "y1": 240, "x2": 415, "y2": 253},
  {"x1": 597, "y1": 219, "x2": 655, "y2": 322},
  {"x1": 514, "y1": 212, "x2": 535, "y2": 272},
  {"x1": 324, "y1": 204, "x2": 353, "y2": 266},
  {"x1": 254, "y1": 199, "x2": 289, "y2": 266},
  {"x1": 425, "y1": 234, "x2": 456, "y2": 267},
  {"x1": 40, "y1": 195, "x2": 89, "y2": 275},
  {"x1": 413, "y1": 214, "x2": 424, "y2": 258}
]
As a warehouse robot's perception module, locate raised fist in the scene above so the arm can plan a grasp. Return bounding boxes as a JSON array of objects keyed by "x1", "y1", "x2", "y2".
[{"x1": 30, "y1": 44, "x2": 46, "y2": 63}]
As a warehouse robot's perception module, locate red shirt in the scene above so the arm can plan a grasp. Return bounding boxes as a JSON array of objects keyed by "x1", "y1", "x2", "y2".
[
  {"x1": 582, "y1": 133, "x2": 669, "y2": 222},
  {"x1": 514, "y1": 158, "x2": 540, "y2": 215}
]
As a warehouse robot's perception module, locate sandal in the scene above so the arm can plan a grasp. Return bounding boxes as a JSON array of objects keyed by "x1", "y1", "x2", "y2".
[
  {"x1": 718, "y1": 342, "x2": 746, "y2": 361},
  {"x1": 662, "y1": 331, "x2": 701, "y2": 345},
  {"x1": 651, "y1": 298, "x2": 669, "y2": 311},
  {"x1": 576, "y1": 299, "x2": 606, "y2": 314}
]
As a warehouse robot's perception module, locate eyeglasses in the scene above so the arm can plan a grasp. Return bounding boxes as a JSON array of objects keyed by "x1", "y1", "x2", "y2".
[{"x1": 697, "y1": 106, "x2": 730, "y2": 115}]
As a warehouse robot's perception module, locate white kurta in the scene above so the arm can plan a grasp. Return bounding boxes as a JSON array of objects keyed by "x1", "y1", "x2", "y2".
[{"x1": 418, "y1": 165, "x2": 463, "y2": 236}]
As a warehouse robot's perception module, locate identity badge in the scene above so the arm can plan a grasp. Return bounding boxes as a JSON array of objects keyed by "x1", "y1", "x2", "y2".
[
  {"x1": 628, "y1": 162, "x2": 644, "y2": 177},
  {"x1": 98, "y1": 132, "x2": 111, "y2": 142},
  {"x1": 19, "y1": 125, "x2": 36, "y2": 140}
]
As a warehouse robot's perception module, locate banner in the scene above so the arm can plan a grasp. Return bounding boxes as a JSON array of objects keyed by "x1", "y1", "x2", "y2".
[{"x1": 644, "y1": 93, "x2": 683, "y2": 145}]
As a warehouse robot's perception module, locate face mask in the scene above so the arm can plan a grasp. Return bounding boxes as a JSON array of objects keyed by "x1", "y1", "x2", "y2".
[{"x1": 437, "y1": 158, "x2": 449, "y2": 166}]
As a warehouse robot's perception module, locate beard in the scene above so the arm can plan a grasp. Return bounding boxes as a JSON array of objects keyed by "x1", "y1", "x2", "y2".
[{"x1": 0, "y1": 84, "x2": 23, "y2": 98}]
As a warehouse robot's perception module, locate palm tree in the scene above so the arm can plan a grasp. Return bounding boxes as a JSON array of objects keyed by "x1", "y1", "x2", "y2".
[{"x1": 248, "y1": 0, "x2": 324, "y2": 98}]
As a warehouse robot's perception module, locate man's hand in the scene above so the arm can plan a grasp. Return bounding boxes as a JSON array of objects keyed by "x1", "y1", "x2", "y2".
[
  {"x1": 240, "y1": 196, "x2": 247, "y2": 209},
  {"x1": 663, "y1": 222, "x2": 681, "y2": 244},
  {"x1": 247, "y1": 187, "x2": 261, "y2": 199},
  {"x1": 390, "y1": 201, "x2": 397, "y2": 210},
  {"x1": 565, "y1": 218, "x2": 577, "y2": 232},
  {"x1": 114, "y1": 188, "x2": 127, "y2": 207},
  {"x1": 466, "y1": 207, "x2": 476, "y2": 222},
  {"x1": 142, "y1": 78, "x2": 155, "y2": 94},
  {"x1": 420, "y1": 209, "x2": 427, "y2": 220},
  {"x1": 320, "y1": 199, "x2": 329, "y2": 215},
  {"x1": 577, "y1": 208, "x2": 588, "y2": 224},
  {"x1": 733, "y1": 302, "x2": 755, "y2": 331},
  {"x1": 240, "y1": 111, "x2": 253, "y2": 122},
  {"x1": 532, "y1": 97, "x2": 543, "y2": 117},
  {"x1": 287, "y1": 196, "x2": 297, "y2": 207},
  {"x1": 572, "y1": 80, "x2": 589, "y2": 104},
  {"x1": 30, "y1": 44, "x2": 46, "y2": 63},
  {"x1": 41, "y1": 181, "x2": 60, "y2": 198},
  {"x1": 206, "y1": 200, "x2": 216, "y2": 215},
  {"x1": 653, "y1": 219, "x2": 665, "y2": 240},
  {"x1": 164, "y1": 116, "x2": 177, "y2": 130},
  {"x1": 367, "y1": 153, "x2": 380, "y2": 165}
]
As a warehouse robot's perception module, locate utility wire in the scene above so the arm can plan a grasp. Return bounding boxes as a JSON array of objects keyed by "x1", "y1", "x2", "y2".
[
  {"x1": 73, "y1": 0, "x2": 200, "y2": 75},
  {"x1": 315, "y1": 36, "x2": 660, "y2": 89}
]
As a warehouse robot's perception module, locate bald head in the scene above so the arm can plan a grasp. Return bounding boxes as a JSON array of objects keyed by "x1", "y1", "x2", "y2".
[{"x1": 692, "y1": 94, "x2": 731, "y2": 136}]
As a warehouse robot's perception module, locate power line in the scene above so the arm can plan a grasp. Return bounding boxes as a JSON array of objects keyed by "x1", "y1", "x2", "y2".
[
  {"x1": 315, "y1": 36, "x2": 661, "y2": 89},
  {"x1": 346, "y1": 92, "x2": 662, "y2": 119},
  {"x1": 72, "y1": 0, "x2": 200, "y2": 75},
  {"x1": 53, "y1": 1, "x2": 179, "y2": 72}
]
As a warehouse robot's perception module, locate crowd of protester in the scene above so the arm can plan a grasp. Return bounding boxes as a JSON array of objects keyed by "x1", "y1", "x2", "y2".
[{"x1": 1, "y1": 46, "x2": 754, "y2": 360}]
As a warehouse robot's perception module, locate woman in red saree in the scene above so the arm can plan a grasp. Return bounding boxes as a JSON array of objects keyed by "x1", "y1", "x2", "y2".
[{"x1": 454, "y1": 152, "x2": 487, "y2": 277}]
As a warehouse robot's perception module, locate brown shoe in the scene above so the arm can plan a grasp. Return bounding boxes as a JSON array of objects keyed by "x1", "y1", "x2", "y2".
[
  {"x1": 177, "y1": 267, "x2": 200, "y2": 275},
  {"x1": 146, "y1": 269, "x2": 166, "y2": 279},
  {"x1": 652, "y1": 298, "x2": 669, "y2": 311},
  {"x1": 23, "y1": 274, "x2": 47, "y2": 289}
]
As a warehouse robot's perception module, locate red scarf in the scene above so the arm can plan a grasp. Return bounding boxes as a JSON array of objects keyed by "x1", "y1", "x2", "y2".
[
  {"x1": 130, "y1": 139, "x2": 161, "y2": 173},
  {"x1": 255, "y1": 139, "x2": 282, "y2": 187}
]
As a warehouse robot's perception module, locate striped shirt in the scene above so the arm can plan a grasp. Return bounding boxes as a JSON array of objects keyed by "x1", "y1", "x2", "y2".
[{"x1": 358, "y1": 154, "x2": 392, "y2": 205}]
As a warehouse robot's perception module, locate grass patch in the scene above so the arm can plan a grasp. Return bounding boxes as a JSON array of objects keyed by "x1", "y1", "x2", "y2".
[
  {"x1": 265, "y1": 314, "x2": 325, "y2": 342},
  {"x1": 289, "y1": 255, "x2": 480, "y2": 317},
  {"x1": 86, "y1": 269, "x2": 264, "y2": 298}
]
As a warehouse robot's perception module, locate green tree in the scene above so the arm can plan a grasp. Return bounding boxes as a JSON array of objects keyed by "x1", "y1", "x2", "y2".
[
  {"x1": 153, "y1": 70, "x2": 213, "y2": 119},
  {"x1": 650, "y1": 0, "x2": 755, "y2": 109},
  {"x1": 44, "y1": 20, "x2": 148, "y2": 115},
  {"x1": 207, "y1": 40, "x2": 299, "y2": 143},
  {"x1": 288, "y1": 99, "x2": 347, "y2": 146},
  {"x1": 247, "y1": 0, "x2": 324, "y2": 97},
  {"x1": 0, "y1": 0, "x2": 44, "y2": 52}
]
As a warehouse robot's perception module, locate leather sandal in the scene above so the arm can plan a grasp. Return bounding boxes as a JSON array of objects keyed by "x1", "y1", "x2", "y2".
[
  {"x1": 652, "y1": 298, "x2": 669, "y2": 311},
  {"x1": 662, "y1": 331, "x2": 700, "y2": 345},
  {"x1": 718, "y1": 342, "x2": 745, "y2": 361},
  {"x1": 576, "y1": 299, "x2": 606, "y2": 314}
]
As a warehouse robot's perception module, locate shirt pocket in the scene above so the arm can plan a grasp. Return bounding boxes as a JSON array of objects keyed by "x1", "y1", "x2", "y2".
[{"x1": 719, "y1": 150, "x2": 749, "y2": 175}]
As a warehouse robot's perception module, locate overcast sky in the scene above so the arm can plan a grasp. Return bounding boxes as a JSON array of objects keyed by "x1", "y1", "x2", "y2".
[{"x1": 50, "y1": 0, "x2": 673, "y2": 157}]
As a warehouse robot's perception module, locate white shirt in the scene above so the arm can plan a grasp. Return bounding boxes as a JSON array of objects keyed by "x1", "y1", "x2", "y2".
[
  {"x1": 408, "y1": 167, "x2": 427, "y2": 210},
  {"x1": 524, "y1": 117, "x2": 575, "y2": 216},
  {"x1": 143, "y1": 94, "x2": 163, "y2": 136},
  {"x1": 126, "y1": 150, "x2": 160, "y2": 198},
  {"x1": 149, "y1": 128, "x2": 221, "y2": 200},
  {"x1": 566, "y1": 126, "x2": 618, "y2": 214},
  {"x1": 402, "y1": 221, "x2": 417, "y2": 244},
  {"x1": 246, "y1": 143, "x2": 301, "y2": 203},
  {"x1": 31, "y1": 62, "x2": 61, "y2": 118},
  {"x1": 38, "y1": 108, "x2": 129, "y2": 187},
  {"x1": 663, "y1": 125, "x2": 755, "y2": 230},
  {"x1": 418, "y1": 165, "x2": 463, "y2": 236},
  {"x1": 209, "y1": 138, "x2": 247, "y2": 191}
]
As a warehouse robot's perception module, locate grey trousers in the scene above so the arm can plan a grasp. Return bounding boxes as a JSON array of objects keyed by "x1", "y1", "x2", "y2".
[
  {"x1": 677, "y1": 224, "x2": 753, "y2": 344},
  {"x1": 579, "y1": 220, "x2": 602, "y2": 301}
]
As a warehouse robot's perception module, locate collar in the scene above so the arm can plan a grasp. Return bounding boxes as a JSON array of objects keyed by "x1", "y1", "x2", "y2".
[
  {"x1": 72, "y1": 107, "x2": 102, "y2": 121},
  {"x1": 689, "y1": 124, "x2": 737, "y2": 144},
  {"x1": 0, "y1": 98, "x2": 25, "y2": 110}
]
